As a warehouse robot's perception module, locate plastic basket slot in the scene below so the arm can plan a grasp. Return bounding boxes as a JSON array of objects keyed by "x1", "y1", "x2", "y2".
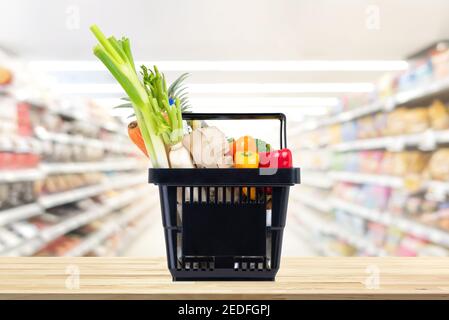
[
  {"x1": 233, "y1": 257, "x2": 266, "y2": 271},
  {"x1": 207, "y1": 187, "x2": 214, "y2": 204},
  {"x1": 206, "y1": 187, "x2": 210, "y2": 203},
  {"x1": 266, "y1": 230, "x2": 272, "y2": 268},
  {"x1": 238, "y1": 187, "x2": 243, "y2": 204},
  {"x1": 183, "y1": 187, "x2": 190, "y2": 203},
  {"x1": 214, "y1": 187, "x2": 219, "y2": 203},
  {"x1": 197, "y1": 186, "x2": 202, "y2": 202},
  {"x1": 194, "y1": 187, "x2": 200, "y2": 203},
  {"x1": 216, "y1": 187, "x2": 222, "y2": 203},
  {"x1": 199, "y1": 187, "x2": 204, "y2": 203},
  {"x1": 181, "y1": 257, "x2": 215, "y2": 271}
]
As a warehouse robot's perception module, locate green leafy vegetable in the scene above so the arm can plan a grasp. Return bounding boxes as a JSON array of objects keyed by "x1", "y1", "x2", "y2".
[{"x1": 90, "y1": 25, "x2": 170, "y2": 168}]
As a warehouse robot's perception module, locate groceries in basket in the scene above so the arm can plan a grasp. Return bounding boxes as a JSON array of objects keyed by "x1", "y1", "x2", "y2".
[{"x1": 90, "y1": 25, "x2": 292, "y2": 169}]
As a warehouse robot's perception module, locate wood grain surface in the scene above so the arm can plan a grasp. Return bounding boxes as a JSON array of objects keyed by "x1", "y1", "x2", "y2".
[{"x1": 1, "y1": 257, "x2": 449, "y2": 299}]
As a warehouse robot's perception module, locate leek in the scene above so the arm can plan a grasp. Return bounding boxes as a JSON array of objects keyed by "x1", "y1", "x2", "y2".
[{"x1": 90, "y1": 25, "x2": 169, "y2": 168}]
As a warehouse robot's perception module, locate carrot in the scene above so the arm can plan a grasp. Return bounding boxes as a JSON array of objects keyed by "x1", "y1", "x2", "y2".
[{"x1": 128, "y1": 121, "x2": 149, "y2": 157}]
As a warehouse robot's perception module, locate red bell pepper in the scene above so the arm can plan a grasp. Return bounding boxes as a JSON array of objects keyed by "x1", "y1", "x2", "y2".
[{"x1": 259, "y1": 148, "x2": 293, "y2": 169}]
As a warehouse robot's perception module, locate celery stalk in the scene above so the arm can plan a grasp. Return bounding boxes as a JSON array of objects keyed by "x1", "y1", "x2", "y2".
[{"x1": 90, "y1": 25, "x2": 169, "y2": 168}]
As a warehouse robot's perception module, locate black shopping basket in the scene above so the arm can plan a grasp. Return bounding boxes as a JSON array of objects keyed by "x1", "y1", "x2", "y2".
[{"x1": 148, "y1": 113, "x2": 300, "y2": 281}]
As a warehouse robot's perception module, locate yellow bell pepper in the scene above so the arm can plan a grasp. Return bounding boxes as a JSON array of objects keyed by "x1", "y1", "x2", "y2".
[
  {"x1": 234, "y1": 151, "x2": 259, "y2": 169},
  {"x1": 242, "y1": 187, "x2": 257, "y2": 201},
  {"x1": 234, "y1": 151, "x2": 259, "y2": 200}
]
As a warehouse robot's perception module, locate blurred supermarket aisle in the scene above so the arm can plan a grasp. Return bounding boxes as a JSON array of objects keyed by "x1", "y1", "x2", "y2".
[
  {"x1": 2, "y1": 1, "x2": 449, "y2": 259},
  {"x1": 288, "y1": 50, "x2": 449, "y2": 257}
]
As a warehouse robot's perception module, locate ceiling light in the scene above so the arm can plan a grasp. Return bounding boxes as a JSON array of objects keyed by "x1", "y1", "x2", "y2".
[
  {"x1": 30, "y1": 60, "x2": 408, "y2": 72},
  {"x1": 53, "y1": 82, "x2": 373, "y2": 95},
  {"x1": 188, "y1": 82, "x2": 374, "y2": 93},
  {"x1": 189, "y1": 97, "x2": 339, "y2": 108}
]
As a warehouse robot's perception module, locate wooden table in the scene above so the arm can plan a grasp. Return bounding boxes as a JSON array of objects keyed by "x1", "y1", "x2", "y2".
[{"x1": 1, "y1": 257, "x2": 449, "y2": 299}]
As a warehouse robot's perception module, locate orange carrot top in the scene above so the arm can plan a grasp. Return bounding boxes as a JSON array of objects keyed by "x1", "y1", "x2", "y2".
[{"x1": 128, "y1": 121, "x2": 149, "y2": 157}]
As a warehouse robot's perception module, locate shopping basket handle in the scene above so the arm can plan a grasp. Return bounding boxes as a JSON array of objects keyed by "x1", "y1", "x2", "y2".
[{"x1": 182, "y1": 113, "x2": 287, "y2": 149}]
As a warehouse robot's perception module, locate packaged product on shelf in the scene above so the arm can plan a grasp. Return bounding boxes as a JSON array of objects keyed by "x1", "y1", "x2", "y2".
[
  {"x1": 16, "y1": 102, "x2": 33, "y2": 136},
  {"x1": 387, "y1": 190, "x2": 408, "y2": 216},
  {"x1": 404, "y1": 195, "x2": 423, "y2": 216},
  {"x1": 358, "y1": 116, "x2": 376, "y2": 139},
  {"x1": 431, "y1": 46, "x2": 449, "y2": 80},
  {"x1": 0, "y1": 181, "x2": 37, "y2": 210},
  {"x1": 367, "y1": 222, "x2": 387, "y2": 247},
  {"x1": 0, "y1": 66, "x2": 13, "y2": 85},
  {"x1": 341, "y1": 122, "x2": 357, "y2": 142},
  {"x1": 396, "y1": 236, "x2": 427, "y2": 257},
  {"x1": 404, "y1": 107, "x2": 430, "y2": 134},
  {"x1": 391, "y1": 151, "x2": 430, "y2": 176},
  {"x1": 428, "y1": 100, "x2": 449, "y2": 130},
  {"x1": 374, "y1": 112, "x2": 388, "y2": 137},
  {"x1": 361, "y1": 185, "x2": 391, "y2": 211},
  {"x1": 377, "y1": 73, "x2": 396, "y2": 99},
  {"x1": 386, "y1": 108, "x2": 408, "y2": 136},
  {"x1": 360, "y1": 151, "x2": 384, "y2": 173},
  {"x1": 427, "y1": 148, "x2": 449, "y2": 181},
  {"x1": 383, "y1": 226, "x2": 404, "y2": 254},
  {"x1": 328, "y1": 125, "x2": 342, "y2": 144}
]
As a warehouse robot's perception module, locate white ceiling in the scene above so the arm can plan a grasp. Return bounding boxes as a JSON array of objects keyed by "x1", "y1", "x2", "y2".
[
  {"x1": 1, "y1": 0, "x2": 449, "y2": 60},
  {"x1": 1, "y1": 0, "x2": 449, "y2": 116}
]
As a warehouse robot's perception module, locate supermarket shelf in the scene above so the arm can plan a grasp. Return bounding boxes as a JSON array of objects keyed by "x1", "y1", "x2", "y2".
[
  {"x1": 295, "y1": 206, "x2": 385, "y2": 256},
  {"x1": 302, "y1": 170, "x2": 449, "y2": 194},
  {"x1": 64, "y1": 198, "x2": 155, "y2": 257},
  {"x1": 56, "y1": 110, "x2": 122, "y2": 134},
  {"x1": 40, "y1": 159, "x2": 145, "y2": 174},
  {"x1": 291, "y1": 193, "x2": 331, "y2": 212},
  {"x1": 329, "y1": 171, "x2": 403, "y2": 188},
  {"x1": 332, "y1": 129, "x2": 449, "y2": 152},
  {"x1": 298, "y1": 77, "x2": 449, "y2": 132},
  {"x1": 0, "y1": 160, "x2": 145, "y2": 183},
  {"x1": 0, "y1": 169, "x2": 43, "y2": 182},
  {"x1": 301, "y1": 171, "x2": 333, "y2": 189},
  {"x1": 34, "y1": 127, "x2": 132, "y2": 152},
  {"x1": 39, "y1": 184, "x2": 104, "y2": 208},
  {"x1": 427, "y1": 180, "x2": 449, "y2": 196},
  {"x1": 38, "y1": 173, "x2": 145, "y2": 208},
  {"x1": 114, "y1": 215, "x2": 154, "y2": 256},
  {"x1": 0, "y1": 203, "x2": 42, "y2": 226},
  {"x1": 287, "y1": 221, "x2": 324, "y2": 256},
  {"x1": 0, "y1": 173, "x2": 146, "y2": 227},
  {"x1": 1, "y1": 187, "x2": 150, "y2": 256},
  {"x1": 330, "y1": 197, "x2": 449, "y2": 248}
]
